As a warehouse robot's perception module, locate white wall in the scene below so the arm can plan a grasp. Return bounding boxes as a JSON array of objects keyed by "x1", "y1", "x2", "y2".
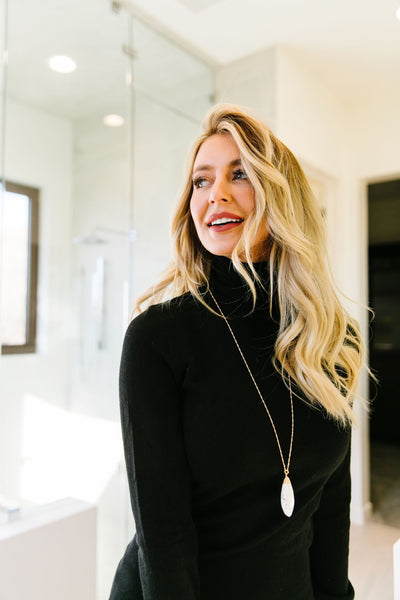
[
  {"x1": 215, "y1": 46, "x2": 277, "y2": 127},
  {"x1": 348, "y1": 91, "x2": 400, "y2": 179},
  {"x1": 275, "y1": 48, "x2": 346, "y2": 175},
  {"x1": 0, "y1": 98, "x2": 73, "y2": 500},
  {"x1": 275, "y1": 47, "x2": 347, "y2": 278}
]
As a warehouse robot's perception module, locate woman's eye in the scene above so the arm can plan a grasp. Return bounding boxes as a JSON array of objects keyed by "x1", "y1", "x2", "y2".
[
  {"x1": 233, "y1": 169, "x2": 248, "y2": 180},
  {"x1": 193, "y1": 177, "x2": 208, "y2": 189}
]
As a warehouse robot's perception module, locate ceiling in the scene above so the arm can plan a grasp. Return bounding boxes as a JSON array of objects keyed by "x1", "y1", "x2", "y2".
[
  {"x1": 4, "y1": 0, "x2": 400, "y2": 122},
  {"x1": 126, "y1": 0, "x2": 400, "y2": 104}
]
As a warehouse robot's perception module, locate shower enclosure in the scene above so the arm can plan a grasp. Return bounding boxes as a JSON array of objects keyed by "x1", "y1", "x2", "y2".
[{"x1": 0, "y1": 1, "x2": 213, "y2": 597}]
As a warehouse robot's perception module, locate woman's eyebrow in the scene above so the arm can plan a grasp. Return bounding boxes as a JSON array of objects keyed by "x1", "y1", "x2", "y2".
[{"x1": 192, "y1": 158, "x2": 242, "y2": 174}]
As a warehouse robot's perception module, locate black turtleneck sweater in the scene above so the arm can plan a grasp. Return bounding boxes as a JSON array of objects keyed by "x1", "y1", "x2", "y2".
[{"x1": 109, "y1": 257, "x2": 354, "y2": 600}]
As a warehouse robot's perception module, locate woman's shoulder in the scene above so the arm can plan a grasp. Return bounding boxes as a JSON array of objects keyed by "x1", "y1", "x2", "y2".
[
  {"x1": 125, "y1": 292, "x2": 202, "y2": 341},
  {"x1": 120, "y1": 294, "x2": 199, "y2": 383}
]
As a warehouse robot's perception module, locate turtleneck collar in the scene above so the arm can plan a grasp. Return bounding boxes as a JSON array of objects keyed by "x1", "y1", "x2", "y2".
[{"x1": 207, "y1": 255, "x2": 272, "y2": 318}]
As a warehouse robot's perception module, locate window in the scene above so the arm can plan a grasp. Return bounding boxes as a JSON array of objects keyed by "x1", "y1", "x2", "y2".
[{"x1": 1, "y1": 181, "x2": 39, "y2": 354}]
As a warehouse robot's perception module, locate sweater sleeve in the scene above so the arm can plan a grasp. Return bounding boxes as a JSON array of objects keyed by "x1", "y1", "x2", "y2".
[
  {"x1": 117, "y1": 309, "x2": 200, "y2": 599},
  {"x1": 309, "y1": 437, "x2": 354, "y2": 600}
]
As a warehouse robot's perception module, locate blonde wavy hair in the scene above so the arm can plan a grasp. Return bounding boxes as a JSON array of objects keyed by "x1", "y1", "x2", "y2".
[{"x1": 135, "y1": 103, "x2": 364, "y2": 425}]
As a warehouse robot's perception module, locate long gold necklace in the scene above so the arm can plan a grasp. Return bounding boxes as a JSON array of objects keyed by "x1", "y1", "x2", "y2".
[{"x1": 209, "y1": 289, "x2": 295, "y2": 518}]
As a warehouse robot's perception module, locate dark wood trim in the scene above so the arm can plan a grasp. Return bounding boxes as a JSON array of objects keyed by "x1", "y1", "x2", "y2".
[{"x1": 1, "y1": 181, "x2": 39, "y2": 355}]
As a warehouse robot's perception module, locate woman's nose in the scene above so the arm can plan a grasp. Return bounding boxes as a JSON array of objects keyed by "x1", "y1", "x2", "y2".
[{"x1": 209, "y1": 178, "x2": 231, "y2": 204}]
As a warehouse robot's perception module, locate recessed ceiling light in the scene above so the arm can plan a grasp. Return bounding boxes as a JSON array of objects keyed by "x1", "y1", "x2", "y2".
[
  {"x1": 48, "y1": 55, "x2": 76, "y2": 74},
  {"x1": 396, "y1": 7, "x2": 400, "y2": 20},
  {"x1": 103, "y1": 114, "x2": 125, "y2": 127}
]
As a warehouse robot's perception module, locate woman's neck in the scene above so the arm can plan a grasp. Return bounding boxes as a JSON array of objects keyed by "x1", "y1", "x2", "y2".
[{"x1": 207, "y1": 255, "x2": 271, "y2": 317}]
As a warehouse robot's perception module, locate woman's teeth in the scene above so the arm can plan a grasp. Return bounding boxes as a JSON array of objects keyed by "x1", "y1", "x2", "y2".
[{"x1": 209, "y1": 217, "x2": 243, "y2": 227}]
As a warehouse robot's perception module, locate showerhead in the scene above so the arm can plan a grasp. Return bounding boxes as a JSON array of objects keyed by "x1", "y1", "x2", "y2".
[
  {"x1": 72, "y1": 227, "x2": 136, "y2": 245},
  {"x1": 72, "y1": 232, "x2": 108, "y2": 245}
]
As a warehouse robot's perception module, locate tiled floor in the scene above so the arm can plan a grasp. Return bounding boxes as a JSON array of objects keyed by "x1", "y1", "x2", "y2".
[
  {"x1": 350, "y1": 521, "x2": 399, "y2": 600},
  {"x1": 349, "y1": 440, "x2": 400, "y2": 600}
]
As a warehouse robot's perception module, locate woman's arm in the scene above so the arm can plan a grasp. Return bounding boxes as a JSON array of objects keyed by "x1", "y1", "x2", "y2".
[
  {"x1": 309, "y1": 438, "x2": 355, "y2": 600},
  {"x1": 115, "y1": 307, "x2": 200, "y2": 599}
]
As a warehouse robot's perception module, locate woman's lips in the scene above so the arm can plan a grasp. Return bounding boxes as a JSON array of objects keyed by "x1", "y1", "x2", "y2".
[
  {"x1": 206, "y1": 212, "x2": 244, "y2": 232},
  {"x1": 208, "y1": 221, "x2": 244, "y2": 232}
]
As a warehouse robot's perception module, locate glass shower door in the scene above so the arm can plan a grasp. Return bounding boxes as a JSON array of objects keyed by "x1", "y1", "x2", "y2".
[
  {"x1": 0, "y1": 1, "x2": 214, "y2": 598},
  {"x1": 0, "y1": 1, "x2": 135, "y2": 597}
]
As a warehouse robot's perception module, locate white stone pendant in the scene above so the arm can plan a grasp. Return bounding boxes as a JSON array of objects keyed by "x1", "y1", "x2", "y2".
[{"x1": 280, "y1": 475, "x2": 295, "y2": 517}]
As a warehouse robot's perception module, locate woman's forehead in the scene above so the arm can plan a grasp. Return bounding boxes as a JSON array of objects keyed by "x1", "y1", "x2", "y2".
[{"x1": 193, "y1": 134, "x2": 241, "y2": 171}]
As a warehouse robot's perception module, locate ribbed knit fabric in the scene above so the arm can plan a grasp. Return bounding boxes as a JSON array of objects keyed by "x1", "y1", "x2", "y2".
[{"x1": 109, "y1": 256, "x2": 354, "y2": 600}]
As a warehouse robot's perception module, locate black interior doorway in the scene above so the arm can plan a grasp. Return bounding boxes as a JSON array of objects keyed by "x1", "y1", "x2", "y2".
[{"x1": 368, "y1": 178, "x2": 400, "y2": 528}]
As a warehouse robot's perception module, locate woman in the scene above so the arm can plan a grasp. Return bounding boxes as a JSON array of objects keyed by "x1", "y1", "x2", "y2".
[{"x1": 109, "y1": 103, "x2": 364, "y2": 599}]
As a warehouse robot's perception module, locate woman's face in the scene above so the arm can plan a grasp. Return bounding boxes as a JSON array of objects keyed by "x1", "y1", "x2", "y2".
[{"x1": 190, "y1": 133, "x2": 267, "y2": 259}]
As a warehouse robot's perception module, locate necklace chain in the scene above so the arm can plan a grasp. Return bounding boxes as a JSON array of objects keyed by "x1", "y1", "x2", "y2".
[{"x1": 208, "y1": 289, "x2": 294, "y2": 478}]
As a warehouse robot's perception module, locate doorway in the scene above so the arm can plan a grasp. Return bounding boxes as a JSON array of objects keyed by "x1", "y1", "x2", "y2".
[{"x1": 368, "y1": 178, "x2": 400, "y2": 528}]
